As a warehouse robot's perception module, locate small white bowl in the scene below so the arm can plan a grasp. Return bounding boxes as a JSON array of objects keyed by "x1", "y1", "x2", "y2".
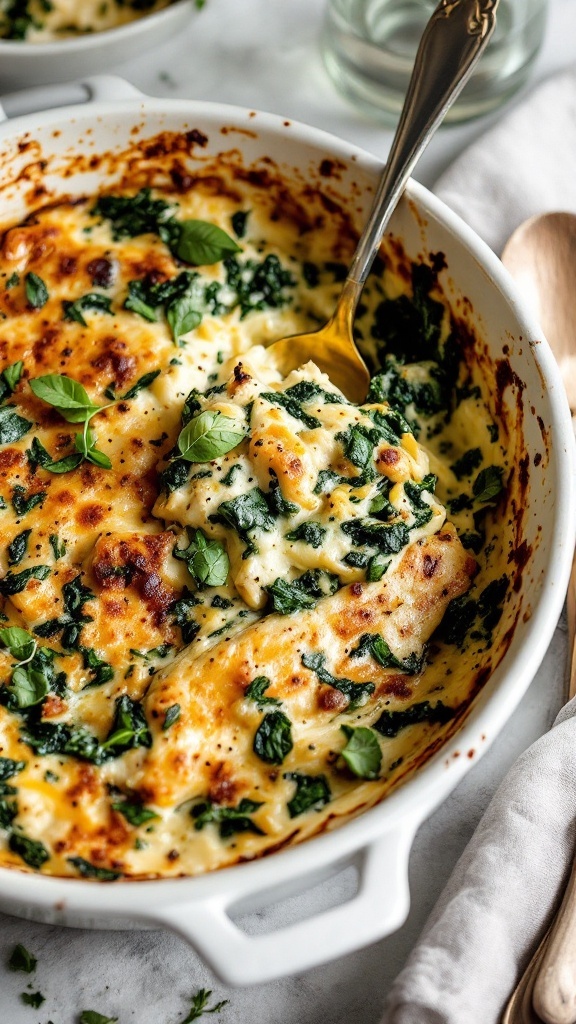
[{"x1": 0, "y1": 0, "x2": 195, "y2": 89}]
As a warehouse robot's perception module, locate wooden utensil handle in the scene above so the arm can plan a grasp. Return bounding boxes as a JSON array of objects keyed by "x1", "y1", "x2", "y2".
[
  {"x1": 533, "y1": 856, "x2": 576, "y2": 1023},
  {"x1": 567, "y1": 551, "x2": 576, "y2": 700}
]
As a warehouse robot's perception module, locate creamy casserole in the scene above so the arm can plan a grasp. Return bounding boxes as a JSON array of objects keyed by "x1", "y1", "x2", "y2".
[
  {"x1": 0, "y1": 0, "x2": 174, "y2": 41},
  {"x1": 0, "y1": 163, "x2": 511, "y2": 880}
]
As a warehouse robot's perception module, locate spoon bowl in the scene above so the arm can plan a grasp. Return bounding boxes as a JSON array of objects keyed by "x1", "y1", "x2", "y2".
[{"x1": 268, "y1": 0, "x2": 499, "y2": 401}]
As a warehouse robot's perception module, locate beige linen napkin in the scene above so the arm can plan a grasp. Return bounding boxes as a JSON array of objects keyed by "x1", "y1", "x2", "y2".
[{"x1": 383, "y1": 67, "x2": 576, "y2": 1023}]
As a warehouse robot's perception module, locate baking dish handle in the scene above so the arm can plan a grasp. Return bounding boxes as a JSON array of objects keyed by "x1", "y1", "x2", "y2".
[
  {"x1": 150, "y1": 823, "x2": 418, "y2": 986},
  {"x1": 0, "y1": 74, "x2": 144, "y2": 121}
]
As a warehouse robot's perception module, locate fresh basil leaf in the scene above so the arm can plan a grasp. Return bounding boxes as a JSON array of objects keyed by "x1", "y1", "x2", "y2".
[
  {"x1": 284, "y1": 771, "x2": 331, "y2": 818},
  {"x1": 0, "y1": 565, "x2": 50, "y2": 597},
  {"x1": 173, "y1": 529, "x2": 230, "y2": 587},
  {"x1": 0, "y1": 626, "x2": 36, "y2": 661},
  {"x1": 9, "y1": 831, "x2": 49, "y2": 869},
  {"x1": 473, "y1": 465, "x2": 504, "y2": 503},
  {"x1": 253, "y1": 710, "x2": 293, "y2": 765},
  {"x1": 173, "y1": 219, "x2": 241, "y2": 266},
  {"x1": 67, "y1": 856, "x2": 120, "y2": 881},
  {"x1": 49, "y1": 452, "x2": 84, "y2": 474},
  {"x1": 25, "y1": 272, "x2": 48, "y2": 309},
  {"x1": 0, "y1": 360, "x2": 23, "y2": 399},
  {"x1": 30, "y1": 374, "x2": 99, "y2": 423},
  {"x1": 178, "y1": 410, "x2": 245, "y2": 463},
  {"x1": 166, "y1": 294, "x2": 202, "y2": 345},
  {"x1": 8, "y1": 943, "x2": 36, "y2": 973},
  {"x1": 339, "y1": 725, "x2": 382, "y2": 780},
  {"x1": 80, "y1": 1012, "x2": 119, "y2": 1024},
  {"x1": 244, "y1": 675, "x2": 281, "y2": 708},
  {"x1": 120, "y1": 369, "x2": 161, "y2": 400},
  {"x1": 0, "y1": 405, "x2": 31, "y2": 445},
  {"x1": 8, "y1": 665, "x2": 50, "y2": 708},
  {"x1": 7, "y1": 528, "x2": 31, "y2": 566},
  {"x1": 74, "y1": 425, "x2": 112, "y2": 469},
  {"x1": 111, "y1": 799, "x2": 159, "y2": 826},
  {"x1": 163, "y1": 703, "x2": 181, "y2": 730}
]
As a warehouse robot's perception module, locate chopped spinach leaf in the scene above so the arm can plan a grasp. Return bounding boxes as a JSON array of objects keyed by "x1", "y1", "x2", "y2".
[
  {"x1": 92, "y1": 188, "x2": 173, "y2": 240},
  {"x1": 285, "y1": 521, "x2": 326, "y2": 548},
  {"x1": 301, "y1": 651, "x2": 374, "y2": 707},
  {"x1": 79, "y1": 1012, "x2": 119, "y2": 1024},
  {"x1": 8, "y1": 943, "x2": 36, "y2": 973},
  {"x1": 349, "y1": 633, "x2": 424, "y2": 674},
  {"x1": 266, "y1": 480, "x2": 299, "y2": 518},
  {"x1": 284, "y1": 771, "x2": 331, "y2": 818},
  {"x1": 111, "y1": 799, "x2": 159, "y2": 827},
  {"x1": 119, "y1": 369, "x2": 161, "y2": 400},
  {"x1": 224, "y1": 253, "x2": 295, "y2": 318},
  {"x1": 159, "y1": 457, "x2": 189, "y2": 494},
  {"x1": 373, "y1": 699, "x2": 455, "y2": 738},
  {"x1": 244, "y1": 675, "x2": 281, "y2": 708},
  {"x1": 210, "y1": 487, "x2": 275, "y2": 548},
  {"x1": 0, "y1": 404, "x2": 31, "y2": 445},
  {"x1": 49, "y1": 533, "x2": 66, "y2": 560},
  {"x1": 192, "y1": 797, "x2": 265, "y2": 839},
  {"x1": 20, "y1": 991, "x2": 45, "y2": 1008},
  {"x1": 450, "y1": 447, "x2": 483, "y2": 480},
  {"x1": 7, "y1": 528, "x2": 31, "y2": 566},
  {"x1": 62, "y1": 292, "x2": 113, "y2": 327},
  {"x1": 101, "y1": 694, "x2": 152, "y2": 755},
  {"x1": 341, "y1": 518, "x2": 409, "y2": 555},
  {"x1": 169, "y1": 589, "x2": 201, "y2": 644},
  {"x1": 9, "y1": 831, "x2": 49, "y2": 869},
  {"x1": 265, "y1": 569, "x2": 339, "y2": 614},
  {"x1": 0, "y1": 756, "x2": 25, "y2": 782},
  {"x1": 67, "y1": 856, "x2": 120, "y2": 881},
  {"x1": 0, "y1": 564, "x2": 49, "y2": 596},
  {"x1": 253, "y1": 710, "x2": 293, "y2": 765},
  {"x1": 231, "y1": 210, "x2": 249, "y2": 238}
]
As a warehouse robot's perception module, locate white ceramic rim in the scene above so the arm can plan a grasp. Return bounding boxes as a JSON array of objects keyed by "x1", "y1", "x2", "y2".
[
  {"x1": 0, "y1": 82, "x2": 573, "y2": 983},
  {"x1": 0, "y1": 0, "x2": 193, "y2": 56}
]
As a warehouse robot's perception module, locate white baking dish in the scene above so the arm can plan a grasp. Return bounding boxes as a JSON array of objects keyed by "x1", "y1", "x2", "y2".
[
  {"x1": 0, "y1": 74, "x2": 573, "y2": 986},
  {"x1": 0, "y1": 1, "x2": 196, "y2": 89}
]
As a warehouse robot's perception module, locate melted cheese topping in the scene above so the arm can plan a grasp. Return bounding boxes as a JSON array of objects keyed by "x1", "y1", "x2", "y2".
[
  {"x1": 0, "y1": 179, "x2": 505, "y2": 880},
  {"x1": 0, "y1": 0, "x2": 173, "y2": 41}
]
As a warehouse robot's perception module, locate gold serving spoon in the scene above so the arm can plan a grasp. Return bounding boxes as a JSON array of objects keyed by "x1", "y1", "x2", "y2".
[
  {"x1": 500, "y1": 212, "x2": 576, "y2": 1024},
  {"x1": 269, "y1": 0, "x2": 500, "y2": 402}
]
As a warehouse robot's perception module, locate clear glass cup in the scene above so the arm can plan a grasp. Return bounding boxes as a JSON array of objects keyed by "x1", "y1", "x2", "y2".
[{"x1": 321, "y1": 0, "x2": 549, "y2": 124}]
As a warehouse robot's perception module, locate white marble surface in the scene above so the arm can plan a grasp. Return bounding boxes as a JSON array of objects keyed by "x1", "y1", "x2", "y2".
[{"x1": 0, "y1": 1, "x2": 574, "y2": 1021}]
